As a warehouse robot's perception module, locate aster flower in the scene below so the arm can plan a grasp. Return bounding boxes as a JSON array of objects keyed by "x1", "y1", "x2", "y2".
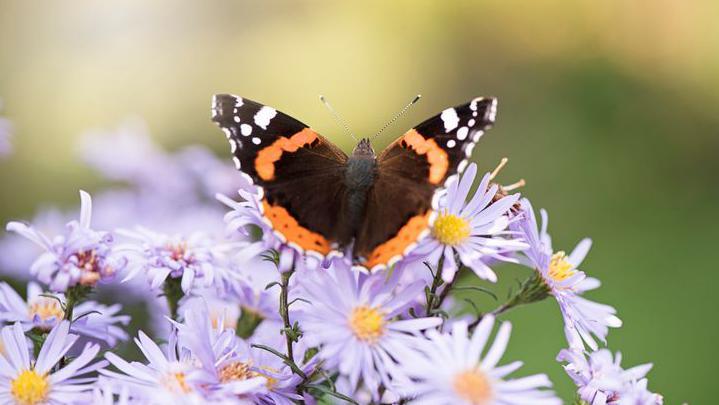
[
  {"x1": 5, "y1": 190, "x2": 127, "y2": 292},
  {"x1": 513, "y1": 198, "x2": 622, "y2": 350},
  {"x1": 412, "y1": 163, "x2": 526, "y2": 283},
  {"x1": 217, "y1": 193, "x2": 323, "y2": 273},
  {"x1": 174, "y1": 300, "x2": 298, "y2": 404},
  {"x1": 101, "y1": 328, "x2": 210, "y2": 403},
  {"x1": 119, "y1": 227, "x2": 235, "y2": 294},
  {"x1": 0, "y1": 282, "x2": 129, "y2": 346},
  {"x1": 394, "y1": 316, "x2": 560, "y2": 404},
  {"x1": 557, "y1": 348, "x2": 662, "y2": 405},
  {"x1": 0, "y1": 321, "x2": 107, "y2": 404},
  {"x1": 294, "y1": 259, "x2": 442, "y2": 399},
  {"x1": 617, "y1": 379, "x2": 664, "y2": 405},
  {"x1": 177, "y1": 307, "x2": 268, "y2": 402}
]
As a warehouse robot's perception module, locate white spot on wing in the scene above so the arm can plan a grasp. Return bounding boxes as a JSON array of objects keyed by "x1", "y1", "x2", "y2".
[
  {"x1": 447, "y1": 139, "x2": 456, "y2": 148},
  {"x1": 235, "y1": 98, "x2": 244, "y2": 107},
  {"x1": 240, "y1": 124, "x2": 252, "y2": 136},
  {"x1": 468, "y1": 119, "x2": 476, "y2": 126},
  {"x1": 233, "y1": 116, "x2": 240, "y2": 123},
  {"x1": 440, "y1": 108, "x2": 459, "y2": 132},
  {"x1": 465, "y1": 142, "x2": 475, "y2": 157},
  {"x1": 456, "y1": 127, "x2": 469, "y2": 140},
  {"x1": 229, "y1": 139, "x2": 237, "y2": 153},
  {"x1": 472, "y1": 130, "x2": 483, "y2": 142},
  {"x1": 222, "y1": 128, "x2": 232, "y2": 139},
  {"x1": 252, "y1": 137, "x2": 261, "y2": 145},
  {"x1": 488, "y1": 98, "x2": 498, "y2": 122},
  {"x1": 254, "y1": 106, "x2": 277, "y2": 130},
  {"x1": 232, "y1": 156, "x2": 241, "y2": 169}
]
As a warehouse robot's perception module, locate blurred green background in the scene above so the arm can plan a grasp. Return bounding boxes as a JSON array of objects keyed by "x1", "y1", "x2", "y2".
[{"x1": 1, "y1": 1, "x2": 717, "y2": 403}]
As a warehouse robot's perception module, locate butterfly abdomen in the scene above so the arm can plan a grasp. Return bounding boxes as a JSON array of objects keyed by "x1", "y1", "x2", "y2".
[{"x1": 340, "y1": 140, "x2": 377, "y2": 244}]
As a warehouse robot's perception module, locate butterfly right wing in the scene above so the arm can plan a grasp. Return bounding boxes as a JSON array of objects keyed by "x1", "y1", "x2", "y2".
[
  {"x1": 354, "y1": 97, "x2": 499, "y2": 271},
  {"x1": 211, "y1": 94, "x2": 349, "y2": 257}
]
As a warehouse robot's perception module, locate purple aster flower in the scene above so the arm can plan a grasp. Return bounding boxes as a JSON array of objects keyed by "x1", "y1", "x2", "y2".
[
  {"x1": 512, "y1": 198, "x2": 622, "y2": 350},
  {"x1": 294, "y1": 259, "x2": 442, "y2": 400},
  {"x1": 79, "y1": 119, "x2": 250, "y2": 201},
  {"x1": 0, "y1": 321, "x2": 107, "y2": 404},
  {"x1": 101, "y1": 328, "x2": 209, "y2": 403},
  {"x1": 119, "y1": 227, "x2": 236, "y2": 294},
  {"x1": 218, "y1": 192, "x2": 278, "y2": 250},
  {"x1": 0, "y1": 282, "x2": 129, "y2": 346},
  {"x1": 175, "y1": 300, "x2": 304, "y2": 404},
  {"x1": 217, "y1": 193, "x2": 324, "y2": 273},
  {"x1": 557, "y1": 348, "x2": 662, "y2": 405},
  {"x1": 617, "y1": 379, "x2": 664, "y2": 405},
  {"x1": 175, "y1": 302, "x2": 267, "y2": 402},
  {"x1": 411, "y1": 163, "x2": 526, "y2": 282},
  {"x1": 0, "y1": 208, "x2": 68, "y2": 281},
  {"x1": 5, "y1": 191, "x2": 127, "y2": 292},
  {"x1": 394, "y1": 316, "x2": 560, "y2": 404}
]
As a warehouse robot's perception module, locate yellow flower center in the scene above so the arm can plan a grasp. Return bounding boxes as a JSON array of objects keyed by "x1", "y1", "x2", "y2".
[
  {"x1": 349, "y1": 306, "x2": 385, "y2": 343},
  {"x1": 453, "y1": 369, "x2": 492, "y2": 404},
  {"x1": 75, "y1": 249, "x2": 112, "y2": 286},
  {"x1": 548, "y1": 251, "x2": 575, "y2": 282},
  {"x1": 219, "y1": 361, "x2": 257, "y2": 383},
  {"x1": 432, "y1": 212, "x2": 471, "y2": 246},
  {"x1": 161, "y1": 372, "x2": 192, "y2": 393},
  {"x1": 167, "y1": 242, "x2": 190, "y2": 262},
  {"x1": 28, "y1": 297, "x2": 65, "y2": 325},
  {"x1": 11, "y1": 369, "x2": 49, "y2": 405}
]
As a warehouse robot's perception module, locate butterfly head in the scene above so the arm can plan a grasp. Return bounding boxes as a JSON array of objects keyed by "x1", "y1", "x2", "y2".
[{"x1": 352, "y1": 138, "x2": 376, "y2": 160}]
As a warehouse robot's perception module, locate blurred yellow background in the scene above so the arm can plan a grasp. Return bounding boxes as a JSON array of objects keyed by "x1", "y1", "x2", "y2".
[{"x1": 1, "y1": 1, "x2": 717, "y2": 402}]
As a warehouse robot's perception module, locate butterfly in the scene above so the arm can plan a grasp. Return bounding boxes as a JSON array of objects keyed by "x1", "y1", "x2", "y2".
[{"x1": 211, "y1": 94, "x2": 498, "y2": 271}]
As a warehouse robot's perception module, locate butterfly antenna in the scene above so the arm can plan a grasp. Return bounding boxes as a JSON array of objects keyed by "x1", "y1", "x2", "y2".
[
  {"x1": 319, "y1": 95, "x2": 358, "y2": 142},
  {"x1": 371, "y1": 94, "x2": 422, "y2": 141}
]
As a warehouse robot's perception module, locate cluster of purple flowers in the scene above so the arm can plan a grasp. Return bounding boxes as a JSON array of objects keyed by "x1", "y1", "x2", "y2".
[{"x1": 0, "y1": 118, "x2": 662, "y2": 404}]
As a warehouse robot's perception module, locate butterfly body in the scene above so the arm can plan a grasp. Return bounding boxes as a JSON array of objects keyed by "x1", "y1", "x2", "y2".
[{"x1": 211, "y1": 94, "x2": 498, "y2": 271}]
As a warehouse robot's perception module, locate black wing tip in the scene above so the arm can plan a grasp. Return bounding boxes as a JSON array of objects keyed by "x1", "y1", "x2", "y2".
[
  {"x1": 470, "y1": 96, "x2": 498, "y2": 124},
  {"x1": 210, "y1": 94, "x2": 243, "y2": 122}
]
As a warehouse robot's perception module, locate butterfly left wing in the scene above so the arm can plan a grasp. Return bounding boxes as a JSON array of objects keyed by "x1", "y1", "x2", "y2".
[
  {"x1": 211, "y1": 94, "x2": 349, "y2": 257},
  {"x1": 354, "y1": 97, "x2": 498, "y2": 271}
]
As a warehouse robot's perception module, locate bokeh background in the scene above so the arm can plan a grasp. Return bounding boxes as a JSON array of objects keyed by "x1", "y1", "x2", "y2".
[{"x1": 1, "y1": 1, "x2": 717, "y2": 403}]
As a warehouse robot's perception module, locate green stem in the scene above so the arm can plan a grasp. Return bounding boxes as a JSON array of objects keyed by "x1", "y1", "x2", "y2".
[
  {"x1": 162, "y1": 277, "x2": 184, "y2": 320},
  {"x1": 425, "y1": 255, "x2": 446, "y2": 316},
  {"x1": 470, "y1": 271, "x2": 550, "y2": 328},
  {"x1": 63, "y1": 285, "x2": 91, "y2": 321},
  {"x1": 279, "y1": 269, "x2": 295, "y2": 362}
]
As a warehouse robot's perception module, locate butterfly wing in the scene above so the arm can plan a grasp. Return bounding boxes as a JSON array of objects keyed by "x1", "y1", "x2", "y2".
[
  {"x1": 354, "y1": 97, "x2": 498, "y2": 271},
  {"x1": 211, "y1": 94, "x2": 349, "y2": 257}
]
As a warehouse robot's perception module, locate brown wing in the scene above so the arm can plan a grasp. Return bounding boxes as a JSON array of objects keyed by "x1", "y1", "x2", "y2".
[
  {"x1": 211, "y1": 94, "x2": 349, "y2": 257},
  {"x1": 354, "y1": 97, "x2": 498, "y2": 271},
  {"x1": 353, "y1": 146, "x2": 435, "y2": 271}
]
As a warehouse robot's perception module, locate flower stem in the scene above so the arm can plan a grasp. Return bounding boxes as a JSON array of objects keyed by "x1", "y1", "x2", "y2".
[
  {"x1": 162, "y1": 277, "x2": 184, "y2": 320},
  {"x1": 279, "y1": 268, "x2": 296, "y2": 362},
  {"x1": 425, "y1": 255, "x2": 446, "y2": 316},
  {"x1": 470, "y1": 271, "x2": 550, "y2": 328},
  {"x1": 63, "y1": 285, "x2": 91, "y2": 321}
]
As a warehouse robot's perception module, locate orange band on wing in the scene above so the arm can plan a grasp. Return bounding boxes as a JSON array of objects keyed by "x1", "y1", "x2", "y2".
[
  {"x1": 400, "y1": 129, "x2": 449, "y2": 184},
  {"x1": 255, "y1": 128, "x2": 319, "y2": 181},
  {"x1": 363, "y1": 211, "x2": 431, "y2": 270},
  {"x1": 262, "y1": 199, "x2": 331, "y2": 254}
]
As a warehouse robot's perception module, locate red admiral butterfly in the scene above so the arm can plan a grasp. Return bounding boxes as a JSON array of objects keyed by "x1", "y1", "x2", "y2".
[{"x1": 211, "y1": 94, "x2": 498, "y2": 271}]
